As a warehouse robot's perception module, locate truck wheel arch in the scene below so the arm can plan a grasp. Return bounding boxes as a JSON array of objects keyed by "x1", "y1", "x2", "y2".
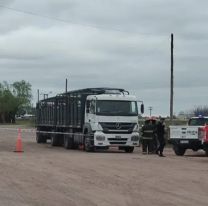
[{"x1": 83, "y1": 123, "x2": 93, "y2": 135}]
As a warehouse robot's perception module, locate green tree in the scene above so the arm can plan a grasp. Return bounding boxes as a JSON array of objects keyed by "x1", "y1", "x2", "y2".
[
  {"x1": 179, "y1": 106, "x2": 208, "y2": 118},
  {"x1": 0, "y1": 83, "x2": 16, "y2": 122},
  {"x1": 0, "y1": 80, "x2": 32, "y2": 123}
]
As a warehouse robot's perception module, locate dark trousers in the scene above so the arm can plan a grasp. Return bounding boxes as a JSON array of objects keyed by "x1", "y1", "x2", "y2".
[
  {"x1": 142, "y1": 139, "x2": 154, "y2": 153},
  {"x1": 156, "y1": 137, "x2": 165, "y2": 155}
]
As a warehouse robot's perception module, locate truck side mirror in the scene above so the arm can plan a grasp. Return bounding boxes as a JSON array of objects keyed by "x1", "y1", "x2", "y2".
[{"x1": 140, "y1": 104, "x2": 144, "y2": 114}]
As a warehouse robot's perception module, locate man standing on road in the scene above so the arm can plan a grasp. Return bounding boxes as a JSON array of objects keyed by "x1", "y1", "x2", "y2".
[{"x1": 155, "y1": 117, "x2": 166, "y2": 157}]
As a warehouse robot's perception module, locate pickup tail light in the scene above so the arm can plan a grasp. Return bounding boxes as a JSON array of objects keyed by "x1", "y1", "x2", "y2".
[
  {"x1": 205, "y1": 126, "x2": 208, "y2": 143},
  {"x1": 198, "y1": 126, "x2": 208, "y2": 143}
]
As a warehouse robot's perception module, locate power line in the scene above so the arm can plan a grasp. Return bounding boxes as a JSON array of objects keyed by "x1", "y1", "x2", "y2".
[
  {"x1": 0, "y1": 4, "x2": 168, "y2": 37},
  {"x1": 0, "y1": 5, "x2": 80, "y2": 25}
]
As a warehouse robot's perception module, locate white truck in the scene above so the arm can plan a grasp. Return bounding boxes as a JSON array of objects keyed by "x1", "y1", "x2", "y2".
[
  {"x1": 36, "y1": 88, "x2": 144, "y2": 153},
  {"x1": 169, "y1": 116, "x2": 208, "y2": 156}
]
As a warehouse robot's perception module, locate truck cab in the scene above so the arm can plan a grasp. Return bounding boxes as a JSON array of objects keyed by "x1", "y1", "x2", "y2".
[{"x1": 83, "y1": 92, "x2": 142, "y2": 152}]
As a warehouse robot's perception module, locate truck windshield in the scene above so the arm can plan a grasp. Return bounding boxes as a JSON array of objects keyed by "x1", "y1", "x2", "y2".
[
  {"x1": 189, "y1": 118, "x2": 208, "y2": 126},
  {"x1": 96, "y1": 100, "x2": 138, "y2": 116}
]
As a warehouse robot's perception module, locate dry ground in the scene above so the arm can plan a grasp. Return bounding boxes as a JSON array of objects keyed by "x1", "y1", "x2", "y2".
[{"x1": 0, "y1": 125, "x2": 208, "y2": 206}]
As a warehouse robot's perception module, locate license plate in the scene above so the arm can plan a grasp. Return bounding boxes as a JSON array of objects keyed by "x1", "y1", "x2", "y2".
[
  {"x1": 115, "y1": 135, "x2": 121, "y2": 139},
  {"x1": 180, "y1": 140, "x2": 189, "y2": 144}
]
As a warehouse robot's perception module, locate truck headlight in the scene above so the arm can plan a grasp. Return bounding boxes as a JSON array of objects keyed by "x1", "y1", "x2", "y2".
[
  {"x1": 131, "y1": 135, "x2": 139, "y2": 141},
  {"x1": 133, "y1": 124, "x2": 139, "y2": 132},
  {"x1": 96, "y1": 135, "x2": 105, "y2": 141}
]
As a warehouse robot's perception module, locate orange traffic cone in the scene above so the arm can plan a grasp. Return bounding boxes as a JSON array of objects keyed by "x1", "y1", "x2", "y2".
[{"x1": 14, "y1": 128, "x2": 24, "y2": 152}]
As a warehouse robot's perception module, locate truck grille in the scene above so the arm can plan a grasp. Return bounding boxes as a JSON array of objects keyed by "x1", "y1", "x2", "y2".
[
  {"x1": 108, "y1": 138, "x2": 128, "y2": 141},
  {"x1": 100, "y1": 122, "x2": 136, "y2": 134},
  {"x1": 107, "y1": 137, "x2": 128, "y2": 145},
  {"x1": 109, "y1": 141, "x2": 126, "y2": 145}
]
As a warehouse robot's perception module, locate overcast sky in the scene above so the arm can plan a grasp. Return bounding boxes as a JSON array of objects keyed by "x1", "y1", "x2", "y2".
[{"x1": 0, "y1": 0, "x2": 208, "y2": 117}]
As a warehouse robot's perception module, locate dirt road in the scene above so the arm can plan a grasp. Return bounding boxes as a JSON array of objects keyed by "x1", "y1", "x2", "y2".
[{"x1": 0, "y1": 126, "x2": 208, "y2": 206}]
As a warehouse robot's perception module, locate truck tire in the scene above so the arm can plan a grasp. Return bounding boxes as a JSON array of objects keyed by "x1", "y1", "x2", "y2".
[
  {"x1": 124, "y1": 146, "x2": 134, "y2": 153},
  {"x1": 204, "y1": 149, "x2": 208, "y2": 156},
  {"x1": 51, "y1": 132, "x2": 59, "y2": 146},
  {"x1": 84, "y1": 136, "x2": 94, "y2": 152},
  {"x1": 173, "y1": 144, "x2": 186, "y2": 156},
  {"x1": 36, "y1": 132, "x2": 46, "y2": 143},
  {"x1": 36, "y1": 132, "x2": 42, "y2": 143},
  {"x1": 64, "y1": 135, "x2": 74, "y2": 149}
]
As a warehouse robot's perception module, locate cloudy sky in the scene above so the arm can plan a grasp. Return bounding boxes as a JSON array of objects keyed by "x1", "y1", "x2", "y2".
[{"x1": 0, "y1": 0, "x2": 208, "y2": 117}]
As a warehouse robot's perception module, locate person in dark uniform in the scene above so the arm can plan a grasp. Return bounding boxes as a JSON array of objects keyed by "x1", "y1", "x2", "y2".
[
  {"x1": 155, "y1": 117, "x2": 166, "y2": 157},
  {"x1": 141, "y1": 119, "x2": 157, "y2": 154}
]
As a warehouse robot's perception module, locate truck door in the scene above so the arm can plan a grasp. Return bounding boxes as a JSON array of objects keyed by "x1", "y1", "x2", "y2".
[{"x1": 85, "y1": 100, "x2": 96, "y2": 124}]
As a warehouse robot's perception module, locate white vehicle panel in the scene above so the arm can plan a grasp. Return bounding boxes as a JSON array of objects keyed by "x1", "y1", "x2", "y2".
[
  {"x1": 169, "y1": 126, "x2": 199, "y2": 139},
  {"x1": 96, "y1": 115, "x2": 138, "y2": 123},
  {"x1": 87, "y1": 94, "x2": 137, "y2": 101}
]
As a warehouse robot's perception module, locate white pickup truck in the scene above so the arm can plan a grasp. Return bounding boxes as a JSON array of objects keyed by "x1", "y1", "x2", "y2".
[{"x1": 169, "y1": 116, "x2": 208, "y2": 156}]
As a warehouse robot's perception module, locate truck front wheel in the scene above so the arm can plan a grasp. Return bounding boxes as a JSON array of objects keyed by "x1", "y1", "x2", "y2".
[
  {"x1": 84, "y1": 136, "x2": 94, "y2": 152},
  {"x1": 173, "y1": 144, "x2": 186, "y2": 156}
]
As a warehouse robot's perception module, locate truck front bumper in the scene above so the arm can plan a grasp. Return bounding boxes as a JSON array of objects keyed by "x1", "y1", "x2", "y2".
[{"x1": 93, "y1": 131, "x2": 139, "y2": 147}]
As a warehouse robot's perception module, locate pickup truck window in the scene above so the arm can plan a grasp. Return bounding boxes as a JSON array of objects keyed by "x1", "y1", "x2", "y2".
[{"x1": 189, "y1": 118, "x2": 208, "y2": 126}]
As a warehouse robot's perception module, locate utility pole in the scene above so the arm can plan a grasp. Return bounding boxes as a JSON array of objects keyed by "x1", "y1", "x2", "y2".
[
  {"x1": 148, "y1": 106, "x2": 153, "y2": 117},
  {"x1": 37, "y1": 89, "x2": 39, "y2": 102},
  {"x1": 170, "y1": 33, "x2": 174, "y2": 125},
  {"x1": 65, "y1": 78, "x2": 68, "y2": 93}
]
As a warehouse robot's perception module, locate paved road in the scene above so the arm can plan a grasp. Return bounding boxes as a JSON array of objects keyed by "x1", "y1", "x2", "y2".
[{"x1": 0, "y1": 126, "x2": 208, "y2": 206}]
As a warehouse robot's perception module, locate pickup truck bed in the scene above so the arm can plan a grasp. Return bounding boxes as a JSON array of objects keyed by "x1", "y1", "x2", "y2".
[
  {"x1": 169, "y1": 116, "x2": 208, "y2": 156},
  {"x1": 169, "y1": 126, "x2": 203, "y2": 155}
]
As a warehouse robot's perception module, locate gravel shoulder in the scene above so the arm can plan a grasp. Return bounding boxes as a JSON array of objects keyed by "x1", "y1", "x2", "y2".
[{"x1": 0, "y1": 126, "x2": 208, "y2": 206}]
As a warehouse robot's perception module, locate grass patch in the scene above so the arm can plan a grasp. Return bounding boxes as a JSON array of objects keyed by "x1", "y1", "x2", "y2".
[{"x1": 15, "y1": 119, "x2": 35, "y2": 127}]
